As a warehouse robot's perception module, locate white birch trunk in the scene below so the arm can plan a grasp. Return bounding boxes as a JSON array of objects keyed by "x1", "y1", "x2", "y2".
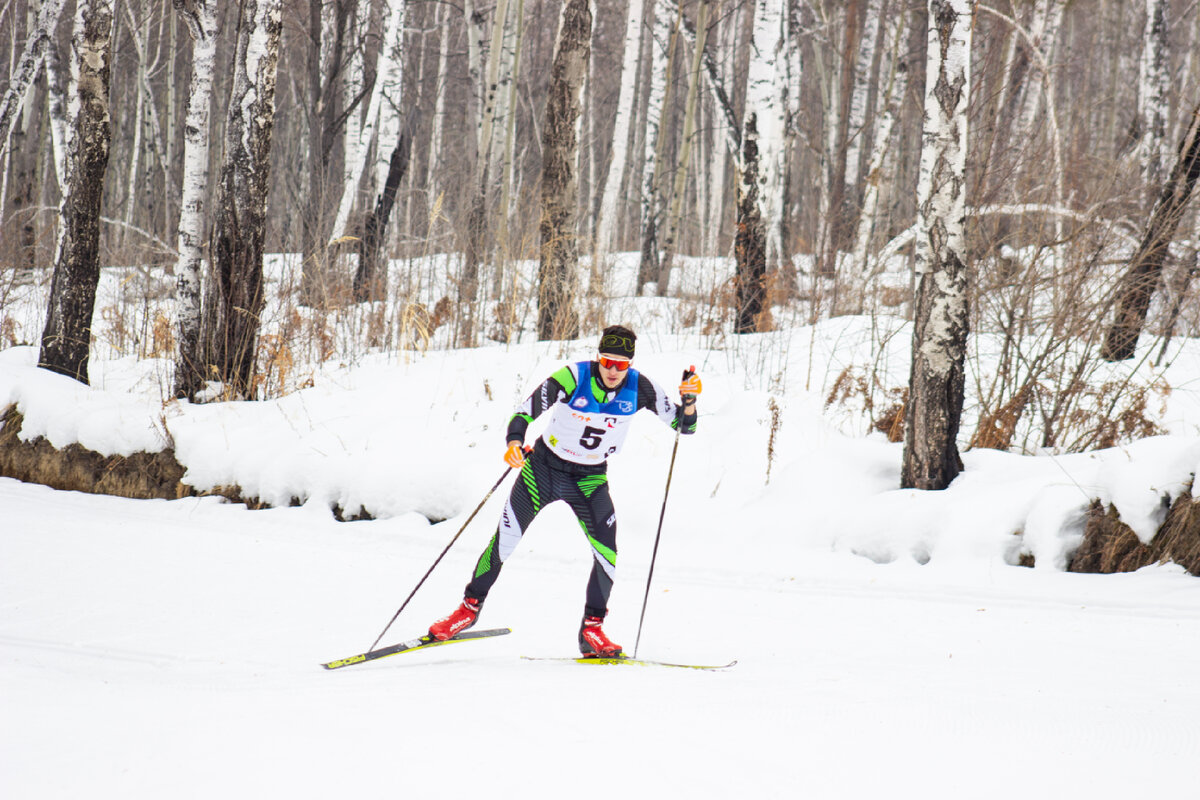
[
  {"x1": 902, "y1": 0, "x2": 973, "y2": 490},
  {"x1": 370, "y1": 4, "x2": 407, "y2": 209},
  {"x1": 477, "y1": 0, "x2": 513, "y2": 186},
  {"x1": 638, "y1": 0, "x2": 673, "y2": 286},
  {"x1": 703, "y1": 4, "x2": 740, "y2": 256},
  {"x1": 844, "y1": 0, "x2": 885, "y2": 191},
  {"x1": 39, "y1": 0, "x2": 115, "y2": 384},
  {"x1": 209, "y1": 0, "x2": 283, "y2": 396},
  {"x1": 173, "y1": 0, "x2": 217, "y2": 399},
  {"x1": 1135, "y1": 0, "x2": 1170, "y2": 190},
  {"x1": 342, "y1": 1, "x2": 366, "y2": 204},
  {"x1": 427, "y1": 0, "x2": 449, "y2": 212},
  {"x1": 329, "y1": 0, "x2": 407, "y2": 244},
  {"x1": 0, "y1": 0, "x2": 67, "y2": 155},
  {"x1": 497, "y1": 0, "x2": 525, "y2": 257},
  {"x1": 656, "y1": 0, "x2": 711, "y2": 295},
  {"x1": 854, "y1": 8, "x2": 908, "y2": 278},
  {"x1": 464, "y1": 0, "x2": 486, "y2": 161},
  {"x1": 594, "y1": 0, "x2": 645, "y2": 261},
  {"x1": 46, "y1": 24, "x2": 69, "y2": 188},
  {"x1": 745, "y1": 0, "x2": 787, "y2": 271}
]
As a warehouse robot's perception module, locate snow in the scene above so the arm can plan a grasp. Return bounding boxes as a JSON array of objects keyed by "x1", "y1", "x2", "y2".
[{"x1": 3, "y1": 273, "x2": 1200, "y2": 797}]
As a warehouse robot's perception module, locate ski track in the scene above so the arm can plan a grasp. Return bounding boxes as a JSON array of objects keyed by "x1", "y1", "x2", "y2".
[{"x1": 3, "y1": 477, "x2": 1200, "y2": 798}]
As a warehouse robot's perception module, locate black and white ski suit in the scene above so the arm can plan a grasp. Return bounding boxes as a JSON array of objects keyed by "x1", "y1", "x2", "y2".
[{"x1": 464, "y1": 360, "x2": 697, "y2": 618}]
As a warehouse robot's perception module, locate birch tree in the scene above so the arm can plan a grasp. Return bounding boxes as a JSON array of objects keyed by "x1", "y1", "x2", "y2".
[
  {"x1": 593, "y1": 0, "x2": 645, "y2": 266},
  {"x1": 172, "y1": 0, "x2": 218, "y2": 400},
  {"x1": 538, "y1": 0, "x2": 591, "y2": 340},
  {"x1": 38, "y1": 0, "x2": 115, "y2": 384},
  {"x1": 298, "y1": 0, "x2": 353, "y2": 307},
  {"x1": 328, "y1": 0, "x2": 407, "y2": 246},
  {"x1": 656, "y1": 0, "x2": 710, "y2": 297},
  {"x1": 0, "y1": 0, "x2": 67, "y2": 154},
  {"x1": 461, "y1": 0, "x2": 513, "y2": 320},
  {"x1": 843, "y1": 0, "x2": 886, "y2": 222},
  {"x1": 901, "y1": 0, "x2": 973, "y2": 491},
  {"x1": 1133, "y1": 0, "x2": 1169, "y2": 193},
  {"x1": 735, "y1": 0, "x2": 788, "y2": 331},
  {"x1": 1103, "y1": 103, "x2": 1200, "y2": 362},
  {"x1": 638, "y1": 0, "x2": 676, "y2": 290},
  {"x1": 208, "y1": 0, "x2": 283, "y2": 398},
  {"x1": 854, "y1": 6, "x2": 908, "y2": 279}
]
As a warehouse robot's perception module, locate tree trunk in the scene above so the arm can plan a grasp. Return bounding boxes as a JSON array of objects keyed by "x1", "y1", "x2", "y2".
[
  {"x1": 298, "y1": 0, "x2": 349, "y2": 308},
  {"x1": 1102, "y1": 103, "x2": 1200, "y2": 362},
  {"x1": 901, "y1": 0, "x2": 973, "y2": 491},
  {"x1": 172, "y1": 0, "x2": 218, "y2": 400},
  {"x1": 593, "y1": 0, "x2": 646, "y2": 264},
  {"x1": 461, "y1": 0, "x2": 513, "y2": 343},
  {"x1": 207, "y1": 0, "x2": 282, "y2": 399},
  {"x1": 355, "y1": 109, "x2": 416, "y2": 303},
  {"x1": 734, "y1": 112, "x2": 766, "y2": 334},
  {"x1": 537, "y1": 0, "x2": 592, "y2": 340},
  {"x1": 0, "y1": 0, "x2": 67, "y2": 155},
  {"x1": 656, "y1": 0, "x2": 710, "y2": 297},
  {"x1": 854, "y1": 10, "x2": 909, "y2": 280},
  {"x1": 328, "y1": 0, "x2": 406, "y2": 246},
  {"x1": 638, "y1": 0, "x2": 677, "y2": 292},
  {"x1": 1134, "y1": 0, "x2": 1169, "y2": 194},
  {"x1": 38, "y1": 0, "x2": 115, "y2": 385}
]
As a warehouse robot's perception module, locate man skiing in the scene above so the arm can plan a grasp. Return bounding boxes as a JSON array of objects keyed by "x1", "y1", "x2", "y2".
[{"x1": 427, "y1": 325, "x2": 702, "y2": 657}]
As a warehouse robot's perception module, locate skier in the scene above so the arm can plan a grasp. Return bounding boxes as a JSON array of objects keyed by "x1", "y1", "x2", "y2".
[{"x1": 427, "y1": 325, "x2": 702, "y2": 656}]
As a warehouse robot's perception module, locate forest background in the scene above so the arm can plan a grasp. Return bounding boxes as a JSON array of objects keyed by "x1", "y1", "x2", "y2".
[{"x1": 2, "y1": 0, "x2": 1200, "y2": 494}]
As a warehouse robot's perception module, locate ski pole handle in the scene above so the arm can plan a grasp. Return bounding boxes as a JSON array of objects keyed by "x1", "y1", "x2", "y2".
[{"x1": 679, "y1": 365, "x2": 699, "y2": 404}]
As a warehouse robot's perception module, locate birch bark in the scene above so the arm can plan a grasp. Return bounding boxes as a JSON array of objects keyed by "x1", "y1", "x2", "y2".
[
  {"x1": 656, "y1": 0, "x2": 709, "y2": 296},
  {"x1": 38, "y1": 0, "x2": 115, "y2": 384},
  {"x1": 1134, "y1": 0, "x2": 1170, "y2": 193},
  {"x1": 328, "y1": 0, "x2": 407, "y2": 245},
  {"x1": 172, "y1": 0, "x2": 217, "y2": 400},
  {"x1": 854, "y1": 7, "x2": 908, "y2": 279},
  {"x1": 844, "y1": 0, "x2": 885, "y2": 194},
  {"x1": 0, "y1": 0, "x2": 67, "y2": 155},
  {"x1": 745, "y1": 0, "x2": 787, "y2": 273},
  {"x1": 427, "y1": 0, "x2": 449, "y2": 212},
  {"x1": 538, "y1": 0, "x2": 591, "y2": 340},
  {"x1": 638, "y1": 0, "x2": 676, "y2": 290},
  {"x1": 594, "y1": 0, "x2": 645, "y2": 263},
  {"x1": 208, "y1": 0, "x2": 283, "y2": 398},
  {"x1": 1103, "y1": 104, "x2": 1200, "y2": 362},
  {"x1": 901, "y1": 0, "x2": 973, "y2": 491}
]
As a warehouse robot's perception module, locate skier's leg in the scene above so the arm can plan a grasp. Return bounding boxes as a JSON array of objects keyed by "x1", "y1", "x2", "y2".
[
  {"x1": 464, "y1": 456, "x2": 546, "y2": 601},
  {"x1": 566, "y1": 474, "x2": 618, "y2": 618}
]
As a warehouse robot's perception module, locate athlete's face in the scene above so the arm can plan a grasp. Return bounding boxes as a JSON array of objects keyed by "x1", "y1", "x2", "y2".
[{"x1": 596, "y1": 355, "x2": 631, "y2": 389}]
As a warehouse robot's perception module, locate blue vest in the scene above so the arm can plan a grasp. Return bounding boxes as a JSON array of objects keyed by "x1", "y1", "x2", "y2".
[{"x1": 567, "y1": 361, "x2": 640, "y2": 416}]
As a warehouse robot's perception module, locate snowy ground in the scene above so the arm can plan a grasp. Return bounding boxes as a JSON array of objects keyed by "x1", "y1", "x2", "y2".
[{"x1": 3, "y1": 269, "x2": 1200, "y2": 797}]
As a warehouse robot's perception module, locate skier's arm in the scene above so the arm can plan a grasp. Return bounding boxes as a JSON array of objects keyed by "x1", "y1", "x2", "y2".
[
  {"x1": 638, "y1": 373, "x2": 698, "y2": 435},
  {"x1": 505, "y1": 364, "x2": 577, "y2": 444}
]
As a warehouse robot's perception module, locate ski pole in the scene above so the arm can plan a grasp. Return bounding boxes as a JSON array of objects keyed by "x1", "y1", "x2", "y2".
[
  {"x1": 367, "y1": 454, "x2": 523, "y2": 652},
  {"x1": 633, "y1": 367, "x2": 694, "y2": 659}
]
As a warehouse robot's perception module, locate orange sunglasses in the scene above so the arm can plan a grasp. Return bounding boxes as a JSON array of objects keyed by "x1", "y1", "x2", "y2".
[{"x1": 597, "y1": 355, "x2": 631, "y2": 371}]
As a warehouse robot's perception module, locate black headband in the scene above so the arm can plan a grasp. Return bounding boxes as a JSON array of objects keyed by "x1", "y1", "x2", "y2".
[{"x1": 599, "y1": 333, "x2": 635, "y2": 358}]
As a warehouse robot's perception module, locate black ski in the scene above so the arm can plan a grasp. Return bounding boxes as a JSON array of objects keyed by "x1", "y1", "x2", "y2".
[
  {"x1": 323, "y1": 628, "x2": 511, "y2": 670},
  {"x1": 521, "y1": 655, "x2": 736, "y2": 671}
]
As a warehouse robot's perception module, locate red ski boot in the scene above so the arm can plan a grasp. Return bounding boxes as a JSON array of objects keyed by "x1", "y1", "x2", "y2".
[
  {"x1": 428, "y1": 597, "x2": 481, "y2": 641},
  {"x1": 578, "y1": 615, "x2": 624, "y2": 657}
]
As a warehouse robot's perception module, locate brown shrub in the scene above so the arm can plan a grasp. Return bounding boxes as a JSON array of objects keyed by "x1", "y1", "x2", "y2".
[{"x1": 1070, "y1": 488, "x2": 1200, "y2": 576}]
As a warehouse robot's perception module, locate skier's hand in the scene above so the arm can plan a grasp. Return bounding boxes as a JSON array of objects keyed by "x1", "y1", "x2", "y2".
[
  {"x1": 679, "y1": 368, "x2": 702, "y2": 403},
  {"x1": 504, "y1": 441, "x2": 526, "y2": 469}
]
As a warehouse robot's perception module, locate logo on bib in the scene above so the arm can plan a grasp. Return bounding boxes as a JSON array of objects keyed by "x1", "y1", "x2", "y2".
[
  {"x1": 619, "y1": 400, "x2": 633, "y2": 413},
  {"x1": 573, "y1": 397, "x2": 588, "y2": 409}
]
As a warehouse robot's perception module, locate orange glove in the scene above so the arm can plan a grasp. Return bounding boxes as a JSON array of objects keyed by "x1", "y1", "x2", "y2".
[
  {"x1": 679, "y1": 370, "x2": 702, "y2": 399},
  {"x1": 504, "y1": 442, "x2": 526, "y2": 469}
]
